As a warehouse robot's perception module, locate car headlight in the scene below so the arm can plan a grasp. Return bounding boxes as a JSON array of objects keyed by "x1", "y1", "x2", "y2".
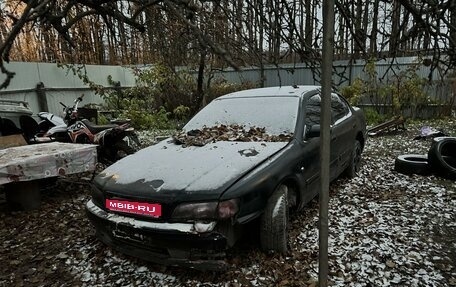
[{"x1": 172, "y1": 199, "x2": 239, "y2": 220}]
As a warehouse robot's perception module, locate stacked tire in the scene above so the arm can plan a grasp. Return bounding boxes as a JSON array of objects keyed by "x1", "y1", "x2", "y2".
[{"x1": 394, "y1": 137, "x2": 456, "y2": 180}]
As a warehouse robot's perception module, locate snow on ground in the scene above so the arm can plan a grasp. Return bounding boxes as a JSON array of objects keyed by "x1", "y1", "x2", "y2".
[
  {"x1": 0, "y1": 121, "x2": 455, "y2": 286},
  {"x1": 295, "y1": 141, "x2": 456, "y2": 286}
]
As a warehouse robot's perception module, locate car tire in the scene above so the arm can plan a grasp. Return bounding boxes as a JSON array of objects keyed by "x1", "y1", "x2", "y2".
[
  {"x1": 113, "y1": 140, "x2": 135, "y2": 160},
  {"x1": 260, "y1": 184, "x2": 288, "y2": 253},
  {"x1": 428, "y1": 137, "x2": 456, "y2": 180},
  {"x1": 345, "y1": 140, "x2": 362, "y2": 178},
  {"x1": 100, "y1": 140, "x2": 136, "y2": 164},
  {"x1": 394, "y1": 154, "x2": 431, "y2": 175}
]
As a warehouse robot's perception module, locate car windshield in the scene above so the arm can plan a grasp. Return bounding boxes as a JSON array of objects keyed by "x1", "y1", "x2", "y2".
[{"x1": 184, "y1": 96, "x2": 299, "y2": 135}]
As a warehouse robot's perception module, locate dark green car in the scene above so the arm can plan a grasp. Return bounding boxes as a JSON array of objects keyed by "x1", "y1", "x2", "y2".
[{"x1": 86, "y1": 85, "x2": 366, "y2": 270}]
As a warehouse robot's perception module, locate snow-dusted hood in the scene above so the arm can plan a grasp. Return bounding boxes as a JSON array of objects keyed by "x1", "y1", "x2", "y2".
[{"x1": 94, "y1": 139, "x2": 288, "y2": 201}]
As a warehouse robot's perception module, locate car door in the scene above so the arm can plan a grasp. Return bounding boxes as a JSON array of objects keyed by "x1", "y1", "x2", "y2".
[
  {"x1": 329, "y1": 93, "x2": 355, "y2": 176},
  {"x1": 301, "y1": 94, "x2": 339, "y2": 194}
]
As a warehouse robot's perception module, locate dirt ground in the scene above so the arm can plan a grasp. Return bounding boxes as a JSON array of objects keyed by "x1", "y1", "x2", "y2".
[{"x1": 0, "y1": 120, "x2": 455, "y2": 286}]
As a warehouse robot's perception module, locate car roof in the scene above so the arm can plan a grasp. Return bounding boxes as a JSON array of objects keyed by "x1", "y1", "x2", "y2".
[{"x1": 218, "y1": 85, "x2": 321, "y2": 100}]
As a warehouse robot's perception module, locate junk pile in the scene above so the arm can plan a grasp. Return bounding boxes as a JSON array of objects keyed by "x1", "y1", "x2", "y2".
[
  {"x1": 413, "y1": 126, "x2": 448, "y2": 140},
  {"x1": 394, "y1": 137, "x2": 456, "y2": 180},
  {"x1": 173, "y1": 125, "x2": 293, "y2": 147}
]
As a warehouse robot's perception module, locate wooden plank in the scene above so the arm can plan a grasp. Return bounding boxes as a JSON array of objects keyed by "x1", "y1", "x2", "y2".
[{"x1": 367, "y1": 116, "x2": 405, "y2": 136}]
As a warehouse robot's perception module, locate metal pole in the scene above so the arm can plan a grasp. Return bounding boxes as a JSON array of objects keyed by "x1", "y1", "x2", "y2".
[{"x1": 319, "y1": 0, "x2": 335, "y2": 286}]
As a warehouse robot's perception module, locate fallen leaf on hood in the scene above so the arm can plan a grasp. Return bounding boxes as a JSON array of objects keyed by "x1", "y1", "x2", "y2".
[{"x1": 173, "y1": 124, "x2": 293, "y2": 147}]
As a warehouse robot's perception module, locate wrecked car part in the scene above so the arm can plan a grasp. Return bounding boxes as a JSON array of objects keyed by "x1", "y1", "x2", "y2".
[
  {"x1": 367, "y1": 116, "x2": 405, "y2": 136},
  {"x1": 413, "y1": 126, "x2": 448, "y2": 140},
  {"x1": 428, "y1": 137, "x2": 456, "y2": 180},
  {"x1": 87, "y1": 201, "x2": 215, "y2": 234},
  {"x1": 86, "y1": 200, "x2": 230, "y2": 271},
  {"x1": 394, "y1": 154, "x2": 431, "y2": 176}
]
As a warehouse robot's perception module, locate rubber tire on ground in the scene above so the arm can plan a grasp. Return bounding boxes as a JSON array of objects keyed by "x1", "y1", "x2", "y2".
[
  {"x1": 345, "y1": 140, "x2": 362, "y2": 178},
  {"x1": 260, "y1": 184, "x2": 288, "y2": 253},
  {"x1": 100, "y1": 140, "x2": 135, "y2": 164},
  {"x1": 394, "y1": 154, "x2": 431, "y2": 175},
  {"x1": 428, "y1": 137, "x2": 456, "y2": 180},
  {"x1": 113, "y1": 140, "x2": 135, "y2": 161},
  {"x1": 37, "y1": 121, "x2": 53, "y2": 134}
]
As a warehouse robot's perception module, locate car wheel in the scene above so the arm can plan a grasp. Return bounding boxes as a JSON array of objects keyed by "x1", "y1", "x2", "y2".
[
  {"x1": 428, "y1": 137, "x2": 456, "y2": 180},
  {"x1": 345, "y1": 140, "x2": 362, "y2": 178},
  {"x1": 394, "y1": 154, "x2": 431, "y2": 175},
  {"x1": 260, "y1": 184, "x2": 288, "y2": 253},
  {"x1": 100, "y1": 140, "x2": 135, "y2": 165},
  {"x1": 113, "y1": 140, "x2": 136, "y2": 160}
]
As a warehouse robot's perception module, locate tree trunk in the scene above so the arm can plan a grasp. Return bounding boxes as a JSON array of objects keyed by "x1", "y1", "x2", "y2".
[
  {"x1": 195, "y1": 47, "x2": 207, "y2": 109},
  {"x1": 450, "y1": 0, "x2": 456, "y2": 65},
  {"x1": 370, "y1": 0, "x2": 379, "y2": 56},
  {"x1": 305, "y1": 0, "x2": 313, "y2": 51},
  {"x1": 390, "y1": 0, "x2": 401, "y2": 56},
  {"x1": 354, "y1": 0, "x2": 364, "y2": 57}
]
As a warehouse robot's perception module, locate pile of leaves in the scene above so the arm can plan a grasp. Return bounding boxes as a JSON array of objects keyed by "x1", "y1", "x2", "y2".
[{"x1": 173, "y1": 125, "x2": 293, "y2": 147}]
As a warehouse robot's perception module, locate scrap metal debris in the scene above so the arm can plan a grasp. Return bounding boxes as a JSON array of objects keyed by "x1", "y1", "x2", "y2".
[
  {"x1": 367, "y1": 116, "x2": 406, "y2": 136},
  {"x1": 173, "y1": 125, "x2": 293, "y2": 147},
  {"x1": 413, "y1": 126, "x2": 448, "y2": 140}
]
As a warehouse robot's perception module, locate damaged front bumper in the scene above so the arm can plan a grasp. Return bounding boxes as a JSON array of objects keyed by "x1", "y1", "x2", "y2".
[{"x1": 85, "y1": 200, "x2": 228, "y2": 270}]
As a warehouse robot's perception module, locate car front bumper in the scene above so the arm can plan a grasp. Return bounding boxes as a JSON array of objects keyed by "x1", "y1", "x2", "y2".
[{"x1": 85, "y1": 200, "x2": 228, "y2": 270}]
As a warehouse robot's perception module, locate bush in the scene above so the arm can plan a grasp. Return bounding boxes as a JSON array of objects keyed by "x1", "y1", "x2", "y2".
[
  {"x1": 340, "y1": 78, "x2": 364, "y2": 105},
  {"x1": 66, "y1": 63, "x2": 257, "y2": 130},
  {"x1": 340, "y1": 59, "x2": 434, "y2": 119},
  {"x1": 362, "y1": 107, "x2": 387, "y2": 125},
  {"x1": 100, "y1": 63, "x2": 196, "y2": 130}
]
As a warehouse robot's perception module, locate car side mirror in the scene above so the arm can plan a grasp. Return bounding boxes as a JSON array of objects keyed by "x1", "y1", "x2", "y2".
[{"x1": 306, "y1": 124, "x2": 321, "y2": 138}]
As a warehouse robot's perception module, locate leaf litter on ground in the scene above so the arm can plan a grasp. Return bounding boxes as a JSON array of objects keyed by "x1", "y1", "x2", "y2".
[{"x1": 0, "y1": 119, "x2": 455, "y2": 286}]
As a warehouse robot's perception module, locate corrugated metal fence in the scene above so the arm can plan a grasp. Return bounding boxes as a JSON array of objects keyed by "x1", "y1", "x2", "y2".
[
  {"x1": 0, "y1": 62, "x2": 136, "y2": 116},
  {"x1": 0, "y1": 59, "x2": 453, "y2": 117}
]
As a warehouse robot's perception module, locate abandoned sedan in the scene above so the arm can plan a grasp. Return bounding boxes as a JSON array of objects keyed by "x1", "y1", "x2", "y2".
[{"x1": 86, "y1": 85, "x2": 366, "y2": 269}]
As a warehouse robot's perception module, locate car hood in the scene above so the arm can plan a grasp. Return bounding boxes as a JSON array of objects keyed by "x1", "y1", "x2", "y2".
[{"x1": 94, "y1": 139, "x2": 288, "y2": 201}]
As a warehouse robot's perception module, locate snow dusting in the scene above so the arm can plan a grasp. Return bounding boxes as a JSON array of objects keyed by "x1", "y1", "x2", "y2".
[
  {"x1": 100, "y1": 140, "x2": 288, "y2": 192},
  {"x1": 1, "y1": 120, "x2": 455, "y2": 286},
  {"x1": 272, "y1": 193, "x2": 286, "y2": 219}
]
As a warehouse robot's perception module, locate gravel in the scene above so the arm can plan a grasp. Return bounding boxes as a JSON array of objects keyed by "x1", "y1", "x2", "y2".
[{"x1": 0, "y1": 121, "x2": 455, "y2": 286}]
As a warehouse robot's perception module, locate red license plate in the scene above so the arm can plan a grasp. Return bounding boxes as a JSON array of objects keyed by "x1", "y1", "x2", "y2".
[{"x1": 106, "y1": 199, "x2": 162, "y2": 218}]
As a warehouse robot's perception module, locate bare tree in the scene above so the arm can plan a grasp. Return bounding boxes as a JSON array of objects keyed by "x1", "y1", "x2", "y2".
[
  {"x1": 0, "y1": 0, "x2": 240, "y2": 90},
  {"x1": 2, "y1": 0, "x2": 456, "y2": 92}
]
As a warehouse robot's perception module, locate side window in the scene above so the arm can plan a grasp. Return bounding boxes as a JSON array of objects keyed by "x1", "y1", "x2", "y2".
[
  {"x1": 331, "y1": 93, "x2": 350, "y2": 124},
  {"x1": 305, "y1": 94, "x2": 321, "y2": 126}
]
